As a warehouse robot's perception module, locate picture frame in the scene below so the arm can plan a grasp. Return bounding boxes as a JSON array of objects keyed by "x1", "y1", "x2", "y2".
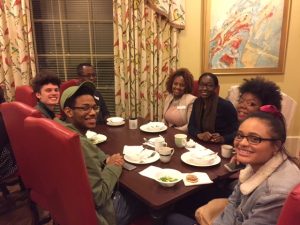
[{"x1": 202, "y1": 0, "x2": 291, "y2": 75}]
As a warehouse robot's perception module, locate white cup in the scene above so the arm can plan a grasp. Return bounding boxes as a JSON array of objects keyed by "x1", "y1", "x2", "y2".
[
  {"x1": 129, "y1": 118, "x2": 138, "y2": 129},
  {"x1": 154, "y1": 137, "x2": 167, "y2": 151},
  {"x1": 221, "y1": 145, "x2": 233, "y2": 158},
  {"x1": 158, "y1": 147, "x2": 174, "y2": 163},
  {"x1": 174, "y1": 134, "x2": 187, "y2": 148}
]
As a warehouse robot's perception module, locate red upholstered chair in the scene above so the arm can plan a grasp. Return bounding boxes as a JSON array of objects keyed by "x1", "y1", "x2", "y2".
[
  {"x1": 1, "y1": 102, "x2": 42, "y2": 189},
  {"x1": 60, "y1": 79, "x2": 80, "y2": 94},
  {"x1": 23, "y1": 117, "x2": 98, "y2": 225},
  {"x1": 277, "y1": 183, "x2": 300, "y2": 225},
  {"x1": 15, "y1": 85, "x2": 37, "y2": 107}
]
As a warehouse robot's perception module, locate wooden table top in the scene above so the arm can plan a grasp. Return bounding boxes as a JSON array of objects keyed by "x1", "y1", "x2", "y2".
[{"x1": 93, "y1": 119, "x2": 230, "y2": 210}]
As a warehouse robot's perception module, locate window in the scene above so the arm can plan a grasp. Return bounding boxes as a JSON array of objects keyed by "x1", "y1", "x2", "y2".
[{"x1": 31, "y1": 0, "x2": 115, "y2": 113}]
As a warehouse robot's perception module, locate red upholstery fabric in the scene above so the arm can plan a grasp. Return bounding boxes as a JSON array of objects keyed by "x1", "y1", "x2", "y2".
[
  {"x1": 277, "y1": 183, "x2": 300, "y2": 225},
  {"x1": 60, "y1": 79, "x2": 80, "y2": 95},
  {"x1": 23, "y1": 117, "x2": 98, "y2": 225},
  {"x1": 1, "y1": 102, "x2": 41, "y2": 188},
  {"x1": 15, "y1": 85, "x2": 37, "y2": 107}
]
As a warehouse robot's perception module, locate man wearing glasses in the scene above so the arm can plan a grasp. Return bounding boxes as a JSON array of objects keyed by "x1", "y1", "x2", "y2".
[
  {"x1": 76, "y1": 63, "x2": 110, "y2": 124},
  {"x1": 57, "y1": 81, "x2": 124, "y2": 225}
]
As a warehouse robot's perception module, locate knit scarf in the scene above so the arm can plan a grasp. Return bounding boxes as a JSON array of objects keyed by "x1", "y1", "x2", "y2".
[{"x1": 194, "y1": 94, "x2": 218, "y2": 133}]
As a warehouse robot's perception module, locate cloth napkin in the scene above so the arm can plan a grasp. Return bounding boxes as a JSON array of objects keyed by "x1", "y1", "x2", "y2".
[
  {"x1": 182, "y1": 172, "x2": 213, "y2": 186},
  {"x1": 86, "y1": 130, "x2": 106, "y2": 144},
  {"x1": 185, "y1": 142, "x2": 208, "y2": 152},
  {"x1": 139, "y1": 166, "x2": 162, "y2": 180},
  {"x1": 123, "y1": 145, "x2": 144, "y2": 155}
]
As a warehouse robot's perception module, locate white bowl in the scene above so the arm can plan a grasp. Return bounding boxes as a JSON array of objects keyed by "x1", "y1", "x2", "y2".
[
  {"x1": 107, "y1": 117, "x2": 124, "y2": 124},
  {"x1": 155, "y1": 169, "x2": 182, "y2": 187}
]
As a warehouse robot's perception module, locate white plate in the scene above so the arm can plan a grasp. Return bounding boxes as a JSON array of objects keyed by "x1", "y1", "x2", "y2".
[
  {"x1": 140, "y1": 123, "x2": 167, "y2": 133},
  {"x1": 89, "y1": 134, "x2": 107, "y2": 144},
  {"x1": 107, "y1": 117, "x2": 124, "y2": 123},
  {"x1": 107, "y1": 121, "x2": 125, "y2": 126},
  {"x1": 124, "y1": 150, "x2": 159, "y2": 164},
  {"x1": 181, "y1": 152, "x2": 221, "y2": 167}
]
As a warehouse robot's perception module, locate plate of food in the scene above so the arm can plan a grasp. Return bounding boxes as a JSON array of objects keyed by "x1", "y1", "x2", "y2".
[
  {"x1": 155, "y1": 168, "x2": 182, "y2": 187},
  {"x1": 140, "y1": 122, "x2": 167, "y2": 133}
]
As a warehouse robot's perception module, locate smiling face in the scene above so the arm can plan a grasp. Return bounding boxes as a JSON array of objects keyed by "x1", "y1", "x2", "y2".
[
  {"x1": 172, "y1": 76, "x2": 185, "y2": 98},
  {"x1": 236, "y1": 92, "x2": 262, "y2": 121},
  {"x1": 65, "y1": 95, "x2": 97, "y2": 134},
  {"x1": 234, "y1": 118, "x2": 279, "y2": 171},
  {"x1": 198, "y1": 75, "x2": 217, "y2": 99},
  {"x1": 35, "y1": 83, "x2": 60, "y2": 110}
]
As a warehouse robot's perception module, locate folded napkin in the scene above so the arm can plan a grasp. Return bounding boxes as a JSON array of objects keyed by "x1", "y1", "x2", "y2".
[
  {"x1": 86, "y1": 130, "x2": 98, "y2": 139},
  {"x1": 182, "y1": 172, "x2": 213, "y2": 186},
  {"x1": 145, "y1": 122, "x2": 165, "y2": 131},
  {"x1": 86, "y1": 130, "x2": 106, "y2": 144},
  {"x1": 139, "y1": 166, "x2": 162, "y2": 179},
  {"x1": 186, "y1": 143, "x2": 211, "y2": 152},
  {"x1": 123, "y1": 145, "x2": 144, "y2": 155}
]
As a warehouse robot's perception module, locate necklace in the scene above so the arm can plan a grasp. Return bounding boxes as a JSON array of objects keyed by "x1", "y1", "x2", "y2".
[{"x1": 171, "y1": 98, "x2": 180, "y2": 106}]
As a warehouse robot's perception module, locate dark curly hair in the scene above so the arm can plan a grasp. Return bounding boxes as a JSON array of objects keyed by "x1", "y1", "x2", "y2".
[
  {"x1": 239, "y1": 77, "x2": 282, "y2": 110},
  {"x1": 166, "y1": 68, "x2": 194, "y2": 94},
  {"x1": 31, "y1": 70, "x2": 61, "y2": 93}
]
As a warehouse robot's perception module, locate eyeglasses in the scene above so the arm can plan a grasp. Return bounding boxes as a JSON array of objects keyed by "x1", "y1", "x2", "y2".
[
  {"x1": 198, "y1": 83, "x2": 215, "y2": 90},
  {"x1": 71, "y1": 105, "x2": 100, "y2": 113},
  {"x1": 234, "y1": 133, "x2": 278, "y2": 145}
]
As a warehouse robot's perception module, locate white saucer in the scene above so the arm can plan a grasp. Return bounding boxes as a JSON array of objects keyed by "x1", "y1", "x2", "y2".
[
  {"x1": 181, "y1": 152, "x2": 221, "y2": 167},
  {"x1": 107, "y1": 121, "x2": 125, "y2": 126}
]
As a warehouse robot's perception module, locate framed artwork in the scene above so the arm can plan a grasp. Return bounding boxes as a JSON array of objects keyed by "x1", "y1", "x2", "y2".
[{"x1": 202, "y1": 0, "x2": 291, "y2": 75}]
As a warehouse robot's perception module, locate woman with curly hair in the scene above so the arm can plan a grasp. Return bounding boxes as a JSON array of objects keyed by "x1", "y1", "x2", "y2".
[
  {"x1": 163, "y1": 68, "x2": 197, "y2": 132},
  {"x1": 237, "y1": 77, "x2": 282, "y2": 121}
]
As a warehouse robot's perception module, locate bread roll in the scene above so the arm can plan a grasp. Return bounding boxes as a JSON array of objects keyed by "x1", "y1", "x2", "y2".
[{"x1": 186, "y1": 174, "x2": 198, "y2": 183}]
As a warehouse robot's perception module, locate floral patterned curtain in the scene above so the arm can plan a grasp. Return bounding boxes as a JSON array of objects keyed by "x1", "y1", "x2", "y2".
[
  {"x1": 113, "y1": 0, "x2": 185, "y2": 120},
  {"x1": 0, "y1": 0, "x2": 36, "y2": 101}
]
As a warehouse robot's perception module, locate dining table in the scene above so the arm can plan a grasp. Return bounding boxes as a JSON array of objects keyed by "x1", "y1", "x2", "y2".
[{"x1": 93, "y1": 118, "x2": 232, "y2": 225}]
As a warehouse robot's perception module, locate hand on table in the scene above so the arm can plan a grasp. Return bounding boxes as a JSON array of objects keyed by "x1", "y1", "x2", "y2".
[
  {"x1": 197, "y1": 132, "x2": 213, "y2": 142},
  {"x1": 210, "y1": 133, "x2": 224, "y2": 143},
  {"x1": 106, "y1": 153, "x2": 124, "y2": 166}
]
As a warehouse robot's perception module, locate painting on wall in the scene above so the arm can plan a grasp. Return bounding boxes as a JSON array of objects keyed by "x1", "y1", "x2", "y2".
[{"x1": 202, "y1": 0, "x2": 291, "y2": 75}]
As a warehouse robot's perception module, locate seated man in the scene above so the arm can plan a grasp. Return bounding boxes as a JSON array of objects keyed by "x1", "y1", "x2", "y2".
[
  {"x1": 31, "y1": 70, "x2": 61, "y2": 119},
  {"x1": 57, "y1": 81, "x2": 124, "y2": 225},
  {"x1": 77, "y1": 63, "x2": 110, "y2": 124}
]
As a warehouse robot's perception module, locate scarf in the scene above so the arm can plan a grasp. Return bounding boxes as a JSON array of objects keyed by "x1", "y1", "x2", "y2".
[{"x1": 194, "y1": 94, "x2": 219, "y2": 133}]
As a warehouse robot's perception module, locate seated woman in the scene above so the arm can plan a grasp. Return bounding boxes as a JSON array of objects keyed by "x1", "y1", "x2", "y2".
[
  {"x1": 31, "y1": 70, "x2": 61, "y2": 119},
  {"x1": 166, "y1": 106, "x2": 300, "y2": 225},
  {"x1": 236, "y1": 77, "x2": 282, "y2": 121},
  {"x1": 188, "y1": 73, "x2": 238, "y2": 144},
  {"x1": 163, "y1": 68, "x2": 196, "y2": 132}
]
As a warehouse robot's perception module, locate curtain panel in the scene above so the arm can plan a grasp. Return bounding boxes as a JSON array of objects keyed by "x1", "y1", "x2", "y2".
[
  {"x1": 113, "y1": 0, "x2": 184, "y2": 120},
  {"x1": 0, "y1": 0, "x2": 36, "y2": 101}
]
